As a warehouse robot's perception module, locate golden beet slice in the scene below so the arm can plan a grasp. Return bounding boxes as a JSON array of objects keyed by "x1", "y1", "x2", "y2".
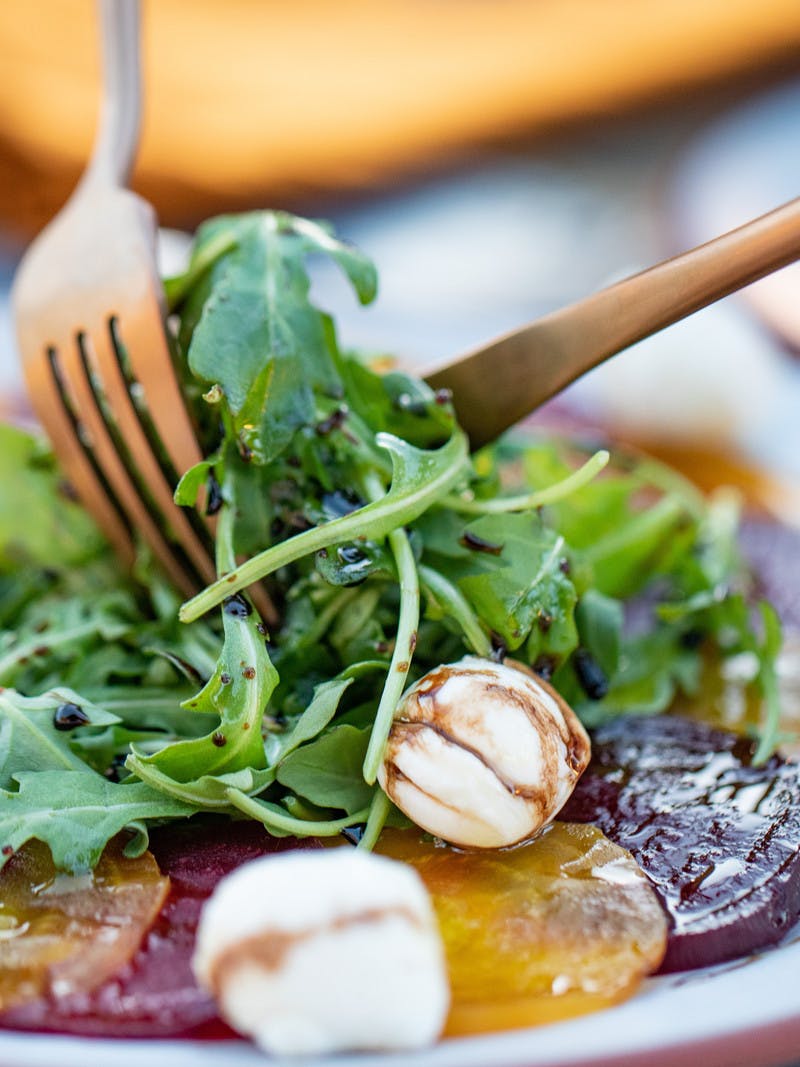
[
  {"x1": 0, "y1": 838, "x2": 169, "y2": 1011},
  {"x1": 378, "y1": 822, "x2": 667, "y2": 1036}
]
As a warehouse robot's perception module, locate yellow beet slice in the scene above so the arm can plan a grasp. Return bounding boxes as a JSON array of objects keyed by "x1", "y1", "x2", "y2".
[
  {"x1": 378, "y1": 821, "x2": 667, "y2": 1036},
  {"x1": 0, "y1": 838, "x2": 169, "y2": 1011}
]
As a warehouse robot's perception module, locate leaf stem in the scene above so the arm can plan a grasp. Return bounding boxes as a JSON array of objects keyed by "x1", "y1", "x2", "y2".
[
  {"x1": 179, "y1": 432, "x2": 467, "y2": 622},
  {"x1": 361, "y1": 473, "x2": 420, "y2": 785},
  {"x1": 444, "y1": 450, "x2": 609, "y2": 514},
  {"x1": 753, "y1": 603, "x2": 783, "y2": 765},
  {"x1": 418, "y1": 564, "x2": 492, "y2": 657},
  {"x1": 226, "y1": 788, "x2": 370, "y2": 836},
  {"x1": 358, "y1": 788, "x2": 392, "y2": 851}
]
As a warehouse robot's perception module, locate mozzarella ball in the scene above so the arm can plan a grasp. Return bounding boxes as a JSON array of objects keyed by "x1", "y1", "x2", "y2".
[
  {"x1": 378, "y1": 656, "x2": 591, "y2": 848},
  {"x1": 192, "y1": 848, "x2": 449, "y2": 1055}
]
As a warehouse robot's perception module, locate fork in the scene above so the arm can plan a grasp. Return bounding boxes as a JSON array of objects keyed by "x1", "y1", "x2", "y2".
[
  {"x1": 12, "y1": 0, "x2": 217, "y2": 600},
  {"x1": 12, "y1": 4, "x2": 800, "y2": 606},
  {"x1": 424, "y1": 196, "x2": 800, "y2": 447}
]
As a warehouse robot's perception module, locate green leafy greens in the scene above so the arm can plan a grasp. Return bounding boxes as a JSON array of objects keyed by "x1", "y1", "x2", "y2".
[{"x1": 0, "y1": 212, "x2": 783, "y2": 872}]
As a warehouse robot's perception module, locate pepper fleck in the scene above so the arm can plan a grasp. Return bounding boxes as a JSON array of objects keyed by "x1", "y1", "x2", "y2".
[{"x1": 212, "y1": 732, "x2": 227, "y2": 748}]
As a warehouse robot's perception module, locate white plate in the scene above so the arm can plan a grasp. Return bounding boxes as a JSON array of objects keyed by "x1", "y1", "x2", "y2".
[{"x1": 2, "y1": 932, "x2": 800, "y2": 1067}]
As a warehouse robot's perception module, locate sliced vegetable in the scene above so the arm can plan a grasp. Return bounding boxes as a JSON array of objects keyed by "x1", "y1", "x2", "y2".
[
  {"x1": 0, "y1": 837, "x2": 168, "y2": 1011},
  {"x1": 378, "y1": 823, "x2": 667, "y2": 1035}
]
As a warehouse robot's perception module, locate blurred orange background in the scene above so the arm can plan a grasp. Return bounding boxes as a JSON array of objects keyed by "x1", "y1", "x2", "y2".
[{"x1": 1, "y1": 0, "x2": 799, "y2": 241}]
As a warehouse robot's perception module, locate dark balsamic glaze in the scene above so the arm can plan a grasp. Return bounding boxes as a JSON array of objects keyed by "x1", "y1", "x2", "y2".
[
  {"x1": 53, "y1": 702, "x2": 90, "y2": 731},
  {"x1": 222, "y1": 594, "x2": 252, "y2": 619},
  {"x1": 460, "y1": 531, "x2": 504, "y2": 555},
  {"x1": 562, "y1": 714, "x2": 800, "y2": 973}
]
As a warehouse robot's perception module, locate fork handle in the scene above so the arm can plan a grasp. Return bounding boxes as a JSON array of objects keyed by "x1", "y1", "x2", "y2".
[
  {"x1": 425, "y1": 197, "x2": 800, "y2": 447},
  {"x1": 84, "y1": 0, "x2": 141, "y2": 189}
]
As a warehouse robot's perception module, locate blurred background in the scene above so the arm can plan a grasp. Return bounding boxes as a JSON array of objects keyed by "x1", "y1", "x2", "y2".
[{"x1": 1, "y1": 0, "x2": 800, "y2": 492}]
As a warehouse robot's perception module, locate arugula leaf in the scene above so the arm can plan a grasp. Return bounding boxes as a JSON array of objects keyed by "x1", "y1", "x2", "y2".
[
  {"x1": 130, "y1": 595, "x2": 277, "y2": 783},
  {"x1": 266, "y1": 675, "x2": 354, "y2": 763},
  {"x1": 178, "y1": 211, "x2": 377, "y2": 465},
  {"x1": 180, "y1": 430, "x2": 469, "y2": 621},
  {"x1": 0, "y1": 771, "x2": 194, "y2": 873},
  {"x1": 338, "y1": 357, "x2": 455, "y2": 448},
  {"x1": 571, "y1": 628, "x2": 699, "y2": 726},
  {"x1": 427, "y1": 512, "x2": 577, "y2": 653},
  {"x1": 276, "y1": 724, "x2": 374, "y2": 813},
  {"x1": 126, "y1": 758, "x2": 276, "y2": 809},
  {"x1": 0, "y1": 597, "x2": 131, "y2": 688},
  {"x1": 0, "y1": 688, "x2": 119, "y2": 788},
  {"x1": 0, "y1": 424, "x2": 105, "y2": 570},
  {"x1": 574, "y1": 590, "x2": 623, "y2": 679}
]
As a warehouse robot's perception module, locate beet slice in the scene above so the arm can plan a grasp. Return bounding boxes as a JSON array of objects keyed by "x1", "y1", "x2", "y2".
[
  {"x1": 740, "y1": 518, "x2": 800, "y2": 634},
  {"x1": 0, "y1": 818, "x2": 322, "y2": 1038},
  {"x1": 561, "y1": 714, "x2": 800, "y2": 973}
]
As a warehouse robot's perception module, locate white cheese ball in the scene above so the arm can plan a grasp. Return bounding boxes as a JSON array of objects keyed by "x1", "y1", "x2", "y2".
[
  {"x1": 192, "y1": 848, "x2": 449, "y2": 1055},
  {"x1": 378, "y1": 656, "x2": 591, "y2": 848}
]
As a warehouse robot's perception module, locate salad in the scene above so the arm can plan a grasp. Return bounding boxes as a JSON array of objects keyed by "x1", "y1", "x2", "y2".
[{"x1": 0, "y1": 211, "x2": 790, "y2": 1052}]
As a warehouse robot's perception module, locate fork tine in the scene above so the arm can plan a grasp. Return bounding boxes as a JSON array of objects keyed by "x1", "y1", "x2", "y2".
[
  {"x1": 36, "y1": 344, "x2": 137, "y2": 565},
  {"x1": 84, "y1": 314, "x2": 217, "y2": 586},
  {"x1": 58, "y1": 328, "x2": 204, "y2": 597},
  {"x1": 115, "y1": 284, "x2": 206, "y2": 492}
]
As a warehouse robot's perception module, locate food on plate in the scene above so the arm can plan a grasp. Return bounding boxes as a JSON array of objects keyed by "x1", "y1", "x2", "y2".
[
  {"x1": 563, "y1": 713, "x2": 800, "y2": 972},
  {"x1": 193, "y1": 848, "x2": 449, "y2": 1055},
  {"x1": 0, "y1": 820, "x2": 313, "y2": 1037},
  {"x1": 378, "y1": 656, "x2": 590, "y2": 848},
  {"x1": 0, "y1": 210, "x2": 796, "y2": 1053},
  {"x1": 377, "y1": 822, "x2": 667, "y2": 1036},
  {"x1": 0, "y1": 838, "x2": 168, "y2": 1012}
]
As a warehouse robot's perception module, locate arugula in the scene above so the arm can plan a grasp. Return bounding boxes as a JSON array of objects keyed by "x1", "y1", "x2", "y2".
[
  {"x1": 172, "y1": 211, "x2": 376, "y2": 465},
  {"x1": 0, "y1": 209, "x2": 786, "y2": 872},
  {"x1": 0, "y1": 689, "x2": 119, "y2": 787},
  {"x1": 0, "y1": 423, "x2": 105, "y2": 569},
  {"x1": 0, "y1": 772, "x2": 194, "y2": 872}
]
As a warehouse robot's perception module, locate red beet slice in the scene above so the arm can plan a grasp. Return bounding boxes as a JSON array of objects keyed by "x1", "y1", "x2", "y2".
[
  {"x1": 740, "y1": 517, "x2": 800, "y2": 634},
  {"x1": 561, "y1": 714, "x2": 800, "y2": 973},
  {"x1": 0, "y1": 817, "x2": 322, "y2": 1038}
]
